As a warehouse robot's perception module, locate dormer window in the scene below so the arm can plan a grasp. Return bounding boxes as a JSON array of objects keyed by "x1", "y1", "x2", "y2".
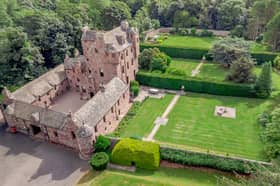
[
  {"x1": 95, "y1": 48, "x2": 98, "y2": 53},
  {"x1": 38, "y1": 96, "x2": 41, "y2": 101},
  {"x1": 121, "y1": 54, "x2": 124, "y2": 60}
]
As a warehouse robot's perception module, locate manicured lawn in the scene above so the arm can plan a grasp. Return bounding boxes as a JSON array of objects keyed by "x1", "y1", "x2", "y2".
[
  {"x1": 168, "y1": 58, "x2": 200, "y2": 76},
  {"x1": 147, "y1": 35, "x2": 272, "y2": 53},
  {"x1": 112, "y1": 95, "x2": 174, "y2": 138},
  {"x1": 197, "y1": 62, "x2": 228, "y2": 81},
  {"x1": 76, "y1": 167, "x2": 233, "y2": 186},
  {"x1": 155, "y1": 93, "x2": 269, "y2": 161}
]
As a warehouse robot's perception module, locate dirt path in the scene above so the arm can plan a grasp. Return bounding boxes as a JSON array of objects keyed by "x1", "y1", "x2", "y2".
[{"x1": 145, "y1": 94, "x2": 180, "y2": 141}]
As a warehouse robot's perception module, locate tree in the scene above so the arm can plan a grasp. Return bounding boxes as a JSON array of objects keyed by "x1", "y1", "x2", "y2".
[
  {"x1": 139, "y1": 48, "x2": 171, "y2": 72},
  {"x1": 216, "y1": 0, "x2": 246, "y2": 30},
  {"x1": 247, "y1": 0, "x2": 279, "y2": 40},
  {"x1": 102, "y1": 1, "x2": 131, "y2": 30},
  {"x1": 173, "y1": 10, "x2": 198, "y2": 30},
  {"x1": 210, "y1": 37, "x2": 251, "y2": 67},
  {"x1": 226, "y1": 57, "x2": 256, "y2": 83},
  {"x1": 254, "y1": 62, "x2": 272, "y2": 98},
  {"x1": 0, "y1": 27, "x2": 46, "y2": 87},
  {"x1": 264, "y1": 12, "x2": 280, "y2": 51}
]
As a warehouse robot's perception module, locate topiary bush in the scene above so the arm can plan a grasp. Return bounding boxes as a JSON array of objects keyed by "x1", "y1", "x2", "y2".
[
  {"x1": 111, "y1": 138, "x2": 160, "y2": 170},
  {"x1": 130, "y1": 80, "x2": 140, "y2": 97},
  {"x1": 89, "y1": 152, "x2": 109, "y2": 171},
  {"x1": 94, "y1": 135, "x2": 111, "y2": 152}
]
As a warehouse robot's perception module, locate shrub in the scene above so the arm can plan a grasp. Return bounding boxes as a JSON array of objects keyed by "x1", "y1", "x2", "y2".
[
  {"x1": 111, "y1": 138, "x2": 160, "y2": 170},
  {"x1": 190, "y1": 28, "x2": 197, "y2": 36},
  {"x1": 130, "y1": 80, "x2": 140, "y2": 96},
  {"x1": 89, "y1": 152, "x2": 109, "y2": 171},
  {"x1": 200, "y1": 29, "x2": 214, "y2": 37},
  {"x1": 166, "y1": 67, "x2": 186, "y2": 76},
  {"x1": 160, "y1": 147, "x2": 261, "y2": 173},
  {"x1": 136, "y1": 71, "x2": 256, "y2": 98},
  {"x1": 254, "y1": 62, "x2": 272, "y2": 98},
  {"x1": 94, "y1": 136, "x2": 111, "y2": 152},
  {"x1": 273, "y1": 56, "x2": 280, "y2": 70}
]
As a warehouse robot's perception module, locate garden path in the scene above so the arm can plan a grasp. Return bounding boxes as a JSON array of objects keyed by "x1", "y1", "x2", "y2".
[
  {"x1": 145, "y1": 94, "x2": 180, "y2": 141},
  {"x1": 191, "y1": 59, "x2": 205, "y2": 77}
]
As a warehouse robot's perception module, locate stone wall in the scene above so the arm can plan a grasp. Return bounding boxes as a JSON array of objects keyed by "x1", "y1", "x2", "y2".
[
  {"x1": 32, "y1": 79, "x2": 70, "y2": 108},
  {"x1": 94, "y1": 89, "x2": 131, "y2": 137}
]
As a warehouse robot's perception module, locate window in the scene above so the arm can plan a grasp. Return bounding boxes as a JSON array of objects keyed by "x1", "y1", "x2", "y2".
[
  {"x1": 54, "y1": 131, "x2": 58, "y2": 137},
  {"x1": 112, "y1": 53, "x2": 116, "y2": 58},
  {"x1": 54, "y1": 85, "x2": 57, "y2": 90},
  {"x1": 126, "y1": 76, "x2": 129, "y2": 84},
  {"x1": 123, "y1": 93, "x2": 125, "y2": 99},
  {"x1": 122, "y1": 66, "x2": 125, "y2": 73},
  {"x1": 103, "y1": 116, "x2": 106, "y2": 122},
  {"x1": 89, "y1": 69, "x2": 92, "y2": 74},
  {"x1": 47, "y1": 92, "x2": 49, "y2": 96},
  {"x1": 77, "y1": 78, "x2": 80, "y2": 82},
  {"x1": 118, "y1": 110, "x2": 121, "y2": 115},
  {"x1": 131, "y1": 48, "x2": 133, "y2": 53},
  {"x1": 117, "y1": 100, "x2": 120, "y2": 106},
  {"x1": 100, "y1": 69, "x2": 104, "y2": 77},
  {"x1": 131, "y1": 59, "x2": 134, "y2": 66},
  {"x1": 121, "y1": 54, "x2": 124, "y2": 60},
  {"x1": 38, "y1": 96, "x2": 41, "y2": 101},
  {"x1": 105, "y1": 127, "x2": 107, "y2": 131},
  {"x1": 127, "y1": 62, "x2": 129, "y2": 69},
  {"x1": 94, "y1": 126, "x2": 98, "y2": 133},
  {"x1": 111, "y1": 107, "x2": 114, "y2": 113},
  {"x1": 126, "y1": 50, "x2": 128, "y2": 56},
  {"x1": 95, "y1": 48, "x2": 98, "y2": 53},
  {"x1": 82, "y1": 89, "x2": 86, "y2": 93},
  {"x1": 71, "y1": 131, "x2": 76, "y2": 139}
]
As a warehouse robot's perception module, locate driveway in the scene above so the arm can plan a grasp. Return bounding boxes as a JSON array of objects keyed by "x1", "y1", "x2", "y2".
[{"x1": 0, "y1": 126, "x2": 89, "y2": 186}]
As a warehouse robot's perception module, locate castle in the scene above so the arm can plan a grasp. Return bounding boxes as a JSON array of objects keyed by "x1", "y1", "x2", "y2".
[{"x1": 0, "y1": 21, "x2": 139, "y2": 159}]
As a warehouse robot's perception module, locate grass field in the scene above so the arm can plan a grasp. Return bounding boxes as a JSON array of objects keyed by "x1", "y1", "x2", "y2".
[
  {"x1": 168, "y1": 58, "x2": 200, "y2": 75},
  {"x1": 76, "y1": 167, "x2": 233, "y2": 186},
  {"x1": 111, "y1": 95, "x2": 174, "y2": 138},
  {"x1": 149, "y1": 35, "x2": 272, "y2": 53},
  {"x1": 155, "y1": 93, "x2": 269, "y2": 160}
]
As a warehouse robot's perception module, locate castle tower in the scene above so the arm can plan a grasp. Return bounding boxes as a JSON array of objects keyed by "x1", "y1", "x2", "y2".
[{"x1": 76, "y1": 124, "x2": 94, "y2": 160}]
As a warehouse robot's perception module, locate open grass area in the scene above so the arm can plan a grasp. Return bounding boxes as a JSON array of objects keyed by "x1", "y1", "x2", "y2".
[
  {"x1": 158, "y1": 35, "x2": 216, "y2": 50},
  {"x1": 168, "y1": 58, "x2": 200, "y2": 75},
  {"x1": 155, "y1": 93, "x2": 269, "y2": 161},
  {"x1": 111, "y1": 95, "x2": 174, "y2": 138},
  {"x1": 148, "y1": 35, "x2": 273, "y2": 53},
  {"x1": 76, "y1": 167, "x2": 233, "y2": 186}
]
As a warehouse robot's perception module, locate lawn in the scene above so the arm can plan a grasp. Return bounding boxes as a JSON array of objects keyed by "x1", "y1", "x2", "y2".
[
  {"x1": 168, "y1": 58, "x2": 200, "y2": 76},
  {"x1": 147, "y1": 35, "x2": 272, "y2": 53},
  {"x1": 111, "y1": 94, "x2": 174, "y2": 138},
  {"x1": 76, "y1": 167, "x2": 233, "y2": 186},
  {"x1": 155, "y1": 93, "x2": 269, "y2": 161}
]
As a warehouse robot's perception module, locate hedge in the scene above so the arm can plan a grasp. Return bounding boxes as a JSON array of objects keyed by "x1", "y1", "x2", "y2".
[
  {"x1": 136, "y1": 71, "x2": 256, "y2": 98},
  {"x1": 94, "y1": 135, "x2": 111, "y2": 152},
  {"x1": 89, "y1": 152, "x2": 109, "y2": 171},
  {"x1": 111, "y1": 138, "x2": 160, "y2": 170},
  {"x1": 141, "y1": 44, "x2": 278, "y2": 64},
  {"x1": 160, "y1": 147, "x2": 269, "y2": 174}
]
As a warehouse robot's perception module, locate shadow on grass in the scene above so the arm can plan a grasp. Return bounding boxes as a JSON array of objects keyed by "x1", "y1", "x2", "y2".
[{"x1": 76, "y1": 170, "x2": 102, "y2": 186}]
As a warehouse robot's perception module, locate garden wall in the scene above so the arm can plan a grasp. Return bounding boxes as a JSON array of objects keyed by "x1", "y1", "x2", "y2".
[{"x1": 136, "y1": 72, "x2": 256, "y2": 98}]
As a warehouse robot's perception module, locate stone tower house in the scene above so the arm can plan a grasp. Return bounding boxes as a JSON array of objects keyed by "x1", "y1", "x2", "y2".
[{"x1": 65, "y1": 21, "x2": 140, "y2": 100}]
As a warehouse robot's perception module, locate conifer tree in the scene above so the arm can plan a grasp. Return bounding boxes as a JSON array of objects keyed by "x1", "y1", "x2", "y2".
[{"x1": 255, "y1": 62, "x2": 272, "y2": 98}]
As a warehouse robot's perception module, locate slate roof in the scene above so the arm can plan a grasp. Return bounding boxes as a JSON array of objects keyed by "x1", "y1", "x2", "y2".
[
  {"x1": 5, "y1": 101, "x2": 69, "y2": 129},
  {"x1": 74, "y1": 77, "x2": 128, "y2": 127},
  {"x1": 64, "y1": 55, "x2": 86, "y2": 70},
  {"x1": 81, "y1": 22, "x2": 138, "y2": 53},
  {"x1": 11, "y1": 65, "x2": 66, "y2": 104}
]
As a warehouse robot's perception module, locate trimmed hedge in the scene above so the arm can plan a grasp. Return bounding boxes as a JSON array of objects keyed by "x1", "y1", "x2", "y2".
[
  {"x1": 94, "y1": 135, "x2": 111, "y2": 152},
  {"x1": 89, "y1": 152, "x2": 109, "y2": 171},
  {"x1": 111, "y1": 138, "x2": 160, "y2": 170},
  {"x1": 141, "y1": 44, "x2": 278, "y2": 64},
  {"x1": 160, "y1": 147, "x2": 266, "y2": 174},
  {"x1": 136, "y1": 71, "x2": 256, "y2": 98}
]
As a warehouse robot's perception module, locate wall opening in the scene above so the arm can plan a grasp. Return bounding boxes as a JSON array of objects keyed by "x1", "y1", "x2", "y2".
[{"x1": 31, "y1": 125, "x2": 41, "y2": 135}]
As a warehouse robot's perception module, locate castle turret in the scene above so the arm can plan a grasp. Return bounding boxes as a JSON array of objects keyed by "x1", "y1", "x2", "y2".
[{"x1": 76, "y1": 124, "x2": 94, "y2": 160}]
